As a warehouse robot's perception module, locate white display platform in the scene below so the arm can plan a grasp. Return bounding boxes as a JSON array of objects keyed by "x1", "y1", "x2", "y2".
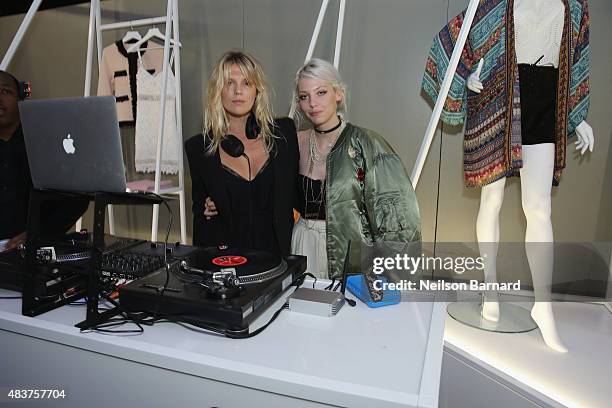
[
  {"x1": 0, "y1": 280, "x2": 446, "y2": 408},
  {"x1": 441, "y1": 301, "x2": 612, "y2": 408}
]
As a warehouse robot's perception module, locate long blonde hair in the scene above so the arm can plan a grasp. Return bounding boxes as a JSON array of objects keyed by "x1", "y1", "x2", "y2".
[
  {"x1": 289, "y1": 58, "x2": 348, "y2": 130},
  {"x1": 204, "y1": 50, "x2": 275, "y2": 153}
]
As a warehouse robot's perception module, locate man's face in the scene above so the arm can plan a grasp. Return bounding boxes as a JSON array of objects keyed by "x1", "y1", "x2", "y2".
[{"x1": 0, "y1": 74, "x2": 20, "y2": 129}]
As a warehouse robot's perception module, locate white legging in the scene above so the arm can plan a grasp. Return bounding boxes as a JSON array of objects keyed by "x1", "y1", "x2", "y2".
[{"x1": 476, "y1": 143, "x2": 555, "y2": 301}]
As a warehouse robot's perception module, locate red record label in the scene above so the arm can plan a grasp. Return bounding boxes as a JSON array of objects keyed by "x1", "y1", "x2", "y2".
[{"x1": 212, "y1": 255, "x2": 247, "y2": 267}]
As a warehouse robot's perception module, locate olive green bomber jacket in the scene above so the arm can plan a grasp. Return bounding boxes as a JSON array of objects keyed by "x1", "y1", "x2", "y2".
[{"x1": 325, "y1": 123, "x2": 421, "y2": 279}]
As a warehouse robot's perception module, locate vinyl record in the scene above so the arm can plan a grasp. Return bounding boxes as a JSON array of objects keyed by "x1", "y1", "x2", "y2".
[{"x1": 187, "y1": 246, "x2": 285, "y2": 283}]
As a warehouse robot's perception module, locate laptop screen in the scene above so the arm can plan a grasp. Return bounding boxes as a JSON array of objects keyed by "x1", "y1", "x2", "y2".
[{"x1": 19, "y1": 96, "x2": 126, "y2": 193}]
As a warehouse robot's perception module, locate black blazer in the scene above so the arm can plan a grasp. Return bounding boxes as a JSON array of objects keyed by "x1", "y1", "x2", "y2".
[{"x1": 185, "y1": 118, "x2": 298, "y2": 256}]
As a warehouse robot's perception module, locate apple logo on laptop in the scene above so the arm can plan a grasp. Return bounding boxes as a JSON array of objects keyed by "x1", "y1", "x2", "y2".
[{"x1": 63, "y1": 134, "x2": 76, "y2": 154}]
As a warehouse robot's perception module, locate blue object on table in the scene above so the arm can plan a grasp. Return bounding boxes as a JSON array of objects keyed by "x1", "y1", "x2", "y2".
[{"x1": 346, "y1": 274, "x2": 400, "y2": 308}]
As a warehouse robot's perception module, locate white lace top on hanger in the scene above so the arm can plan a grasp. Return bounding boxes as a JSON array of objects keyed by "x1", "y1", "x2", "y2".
[
  {"x1": 135, "y1": 50, "x2": 180, "y2": 175},
  {"x1": 514, "y1": 0, "x2": 565, "y2": 67}
]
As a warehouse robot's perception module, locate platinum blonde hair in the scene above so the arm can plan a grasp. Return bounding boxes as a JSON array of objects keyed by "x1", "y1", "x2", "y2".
[
  {"x1": 204, "y1": 50, "x2": 275, "y2": 154},
  {"x1": 289, "y1": 58, "x2": 348, "y2": 129}
]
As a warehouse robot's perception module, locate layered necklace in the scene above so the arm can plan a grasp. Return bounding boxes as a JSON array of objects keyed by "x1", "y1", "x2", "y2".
[
  {"x1": 308, "y1": 116, "x2": 346, "y2": 167},
  {"x1": 302, "y1": 116, "x2": 347, "y2": 221}
]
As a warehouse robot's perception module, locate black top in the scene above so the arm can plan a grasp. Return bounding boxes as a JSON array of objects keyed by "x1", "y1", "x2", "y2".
[
  {"x1": 223, "y1": 158, "x2": 279, "y2": 254},
  {"x1": 296, "y1": 174, "x2": 326, "y2": 220},
  {"x1": 184, "y1": 118, "x2": 299, "y2": 256},
  {"x1": 0, "y1": 126, "x2": 89, "y2": 241},
  {"x1": 0, "y1": 126, "x2": 31, "y2": 239}
]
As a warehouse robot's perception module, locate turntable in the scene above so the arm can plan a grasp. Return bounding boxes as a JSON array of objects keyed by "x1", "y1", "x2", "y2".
[{"x1": 119, "y1": 247, "x2": 307, "y2": 335}]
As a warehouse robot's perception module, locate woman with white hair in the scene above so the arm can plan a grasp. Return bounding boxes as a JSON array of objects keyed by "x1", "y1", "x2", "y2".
[{"x1": 289, "y1": 58, "x2": 421, "y2": 279}]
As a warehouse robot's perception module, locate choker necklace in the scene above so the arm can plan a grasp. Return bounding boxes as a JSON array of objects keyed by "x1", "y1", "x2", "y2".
[
  {"x1": 308, "y1": 120, "x2": 346, "y2": 166},
  {"x1": 315, "y1": 117, "x2": 342, "y2": 134}
]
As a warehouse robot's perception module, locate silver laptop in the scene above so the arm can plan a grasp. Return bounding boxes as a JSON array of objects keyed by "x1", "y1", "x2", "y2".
[{"x1": 19, "y1": 96, "x2": 127, "y2": 193}]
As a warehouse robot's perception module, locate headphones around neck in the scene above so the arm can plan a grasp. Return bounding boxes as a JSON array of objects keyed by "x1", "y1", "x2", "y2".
[
  {"x1": 220, "y1": 112, "x2": 261, "y2": 158},
  {"x1": 220, "y1": 134, "x2": 245, "y2": 158}
]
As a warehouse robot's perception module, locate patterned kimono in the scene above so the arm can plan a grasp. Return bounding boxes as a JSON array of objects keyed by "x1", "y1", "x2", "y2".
[{"x1": 422, "y1": 0, "x2": 590, "y2": 187}]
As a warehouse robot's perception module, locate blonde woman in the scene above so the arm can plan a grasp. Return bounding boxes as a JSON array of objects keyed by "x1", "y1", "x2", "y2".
[
  {"x1": 289, "y1": 59, "x2": 421, "y2": 279},
  {"x1": 185, "y1": 50, "x2": 298, "y2": 255}
]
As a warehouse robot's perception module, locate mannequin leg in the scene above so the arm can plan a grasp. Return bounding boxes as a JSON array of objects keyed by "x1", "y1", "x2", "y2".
[
  {"x1": 520, "y1": 143, "x2": 567, "y2": 353},
  {"x1": 476, "y1": 177, "x2": 506, "y2": 322}
]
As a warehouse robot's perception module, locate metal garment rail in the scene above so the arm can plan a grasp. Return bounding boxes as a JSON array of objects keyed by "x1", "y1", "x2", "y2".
[
  {"x1": 289, "y1": 0, "x2": 344, "y2": 118},
  {"x1": 81, "y1": 0, "x2": 187, "y2": 243},
  {"x1": 0, "y1": 0, "x2": 44, "y2": 70},
  {"x1": 0, "y1": 0, "x2": 187, "y2": 243},
  {"x1": 303, "y1": 0, "x2": 346, "y2": 68}
]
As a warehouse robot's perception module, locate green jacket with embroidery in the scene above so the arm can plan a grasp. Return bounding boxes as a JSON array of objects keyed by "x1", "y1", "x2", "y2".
[{"x1": 324, "y1": 123, "x2": 421, "y2": 279}]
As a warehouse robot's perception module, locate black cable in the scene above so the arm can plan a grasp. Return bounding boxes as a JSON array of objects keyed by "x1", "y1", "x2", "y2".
[
  {"x1": 0, "y1": 296, "x2": 22, "y2": 299},
  {"x1": 156, "y1": 316, "x2": 229, "y2": 336},
  {"x1": 154, "y1": 319, "x2": 225, "y2": 336},
  {"x1": 80, "y1": 292, "x2": 146, "y2": 334},
  {"x1": 244, "y1": 153, "x2": 253, "y2": 248},
  {"x1": 432, "y1": 115, "x2": 443, "y2": 281},
  {"x1": 298, "y1": 272, "x2": 317, "y2": 289},
  {"x1": 103, "y1": 289, "x2": 158, "y2": 327},
  {"x1": 226, "y1": 297, "x2": 287, "y2": 339},
  {"x1": 82, "y1": 318, "x2": 144, "y2": 335},
  {"x1": 434, "y1": 0, "x2": 451, "y2": 281},
  {"x1": 146, "y1": 193, "x2": 173, "y2": 322}
]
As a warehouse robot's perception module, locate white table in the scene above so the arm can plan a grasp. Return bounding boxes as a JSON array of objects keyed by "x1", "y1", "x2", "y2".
[
  {"x1": 440, "y1": 301, "x2": 612, "y2": 408},
  {"x1": 0, "y1": 281, "x2": 446, "y2": 408}
]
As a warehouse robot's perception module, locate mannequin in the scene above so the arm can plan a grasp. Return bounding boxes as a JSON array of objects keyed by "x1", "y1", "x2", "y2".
[
  {"x1": 468, "y1": 0, "x2": 594, "y2": 353},
  {"x1": 422, "y1": 0, "x2": 592, "y2": 352}
]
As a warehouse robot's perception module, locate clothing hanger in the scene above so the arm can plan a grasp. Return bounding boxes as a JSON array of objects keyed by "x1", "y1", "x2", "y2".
[
  {"x1": 121, "y1": 23, "x2": 142, "y2": 44},
  {"x1": 127, "y1": 26, "x2": 181, "y2": 53}
]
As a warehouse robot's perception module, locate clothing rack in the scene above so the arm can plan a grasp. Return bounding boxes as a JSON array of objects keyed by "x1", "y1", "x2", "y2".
[
  {"x1": 0, "y1": 0, "x2": 187, "y2": 243},
  {"x1": 81, "y1": 0, "x2": 187, "y2": 244}
]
